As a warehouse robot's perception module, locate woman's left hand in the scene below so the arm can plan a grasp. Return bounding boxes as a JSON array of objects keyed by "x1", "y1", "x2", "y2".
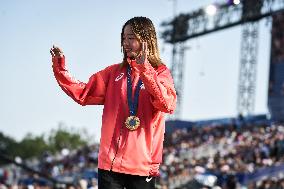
[{"x1": 136, "y1": 42, "x2": 148, "y2": 64}]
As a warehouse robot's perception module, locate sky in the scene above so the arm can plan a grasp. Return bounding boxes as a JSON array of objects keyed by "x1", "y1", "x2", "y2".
[{"x1": 0, "y1": 0, "x2": 271, "y2": 142}]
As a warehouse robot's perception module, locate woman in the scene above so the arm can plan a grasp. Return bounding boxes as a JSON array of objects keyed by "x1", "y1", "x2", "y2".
[{"x1": 50, "y1": 16, "x2": 176, "y2": 189}]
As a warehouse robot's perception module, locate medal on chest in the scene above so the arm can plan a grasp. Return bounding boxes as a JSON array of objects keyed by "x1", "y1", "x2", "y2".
[
  {"x1": 125, "y1": 115, "x2": 140, "y2": 131},
  {"x1": 125, "y1": 65, "x2": 143, "y2": 131}
]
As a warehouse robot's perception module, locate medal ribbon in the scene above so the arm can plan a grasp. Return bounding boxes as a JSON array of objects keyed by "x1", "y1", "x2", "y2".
[{"x1": 127, "y1": 64, "x2": 142, "y2": 116}]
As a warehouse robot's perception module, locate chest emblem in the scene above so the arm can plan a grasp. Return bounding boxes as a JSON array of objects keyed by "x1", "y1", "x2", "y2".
[{"x1": 115, "y1": 73, "x2": 124, "y2": 81}]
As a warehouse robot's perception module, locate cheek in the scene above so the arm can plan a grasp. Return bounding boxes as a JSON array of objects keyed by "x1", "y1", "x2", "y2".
[
  {"x1": 132, "y1": 41, "x2": 141, "y2": 51},
  {"x1": 130, "y1": 40, "x2": 141, "y2": 51}
]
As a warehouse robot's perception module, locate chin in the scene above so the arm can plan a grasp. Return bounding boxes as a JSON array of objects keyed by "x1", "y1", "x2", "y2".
[{"x1": 127, "y1": 52, "x2": 138, "y2": 59}]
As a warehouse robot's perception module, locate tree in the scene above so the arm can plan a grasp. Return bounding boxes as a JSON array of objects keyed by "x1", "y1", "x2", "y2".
[
  {"x1": 0, "y1": 132, "x2": 18, "y2": 164},
  {"x1": 47, "y1": 123, "x2": 89, "y2": 153},
  {"x1": 0, "y1": 123, "x2": 91, "y2": 163},
  {"x1": 17, "y1": 133, "x2": 49, "y2": 159}
]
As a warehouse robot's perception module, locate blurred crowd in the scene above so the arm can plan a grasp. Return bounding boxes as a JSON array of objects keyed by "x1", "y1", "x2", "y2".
[
  {"x1": 0, "y1": 144, "x2": 100, "y2": 189},
  {"x1": 158, "y1": 121, "x2": 284, "y2": 188},
  {"x1": 1, "y1": 119, "x2": 284, "y2": 189}
]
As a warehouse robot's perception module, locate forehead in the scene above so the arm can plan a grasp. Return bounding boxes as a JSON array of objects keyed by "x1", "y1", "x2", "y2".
[{"x1": 123, "y1": 24, "x2": 135, "y2": 36}]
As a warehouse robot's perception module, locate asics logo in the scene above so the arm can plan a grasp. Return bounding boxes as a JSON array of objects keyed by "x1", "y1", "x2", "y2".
[{"x1": 115, "y1": 73, "x2": 124, "y2": 81}]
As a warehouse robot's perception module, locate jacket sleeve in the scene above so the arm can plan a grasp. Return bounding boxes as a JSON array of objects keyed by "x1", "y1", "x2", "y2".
[
  {"x1": 52, "y1": 56, "x2": 109, "y2": 106},
  {"x1": 134, "y1": 61, "x2": 177, "y2": 114}
]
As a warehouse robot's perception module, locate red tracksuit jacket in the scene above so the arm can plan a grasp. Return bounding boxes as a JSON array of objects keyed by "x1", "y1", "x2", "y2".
[{"x1": 52, "y1": 56, "x2": 176, "y2": 176}]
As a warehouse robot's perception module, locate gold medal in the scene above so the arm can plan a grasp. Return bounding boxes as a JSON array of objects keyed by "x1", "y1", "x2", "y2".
[{"x1": 125, "y1": 116, "x2": 140, "y2": 131}]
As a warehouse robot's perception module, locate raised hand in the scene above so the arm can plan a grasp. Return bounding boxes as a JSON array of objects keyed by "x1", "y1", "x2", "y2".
[
  {"x1": 50, "y1": 45, "x2": 64, "y2": 58},
  {"x1": 136, "y1": 42, "x2": 148, "y2": 64}
]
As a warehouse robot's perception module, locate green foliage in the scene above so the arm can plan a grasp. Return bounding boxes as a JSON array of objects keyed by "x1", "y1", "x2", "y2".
[
  {"x1": 0, "y1": 132, "x2": 18, "y2": 163},
  {"x1": 47, "y1": 123, "x2": 89, "y2": 153},
  {"x1": 17, "y1": 133, "x2": 49, "y2": 159},
  {"x1": 0, "y1": 123, "x2": 91, "y2": 163}
]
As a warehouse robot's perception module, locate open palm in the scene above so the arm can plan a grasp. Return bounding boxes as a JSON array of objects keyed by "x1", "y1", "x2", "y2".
[{"x1": 136, "y1": 42, "x2": 148, "y2": 64}]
